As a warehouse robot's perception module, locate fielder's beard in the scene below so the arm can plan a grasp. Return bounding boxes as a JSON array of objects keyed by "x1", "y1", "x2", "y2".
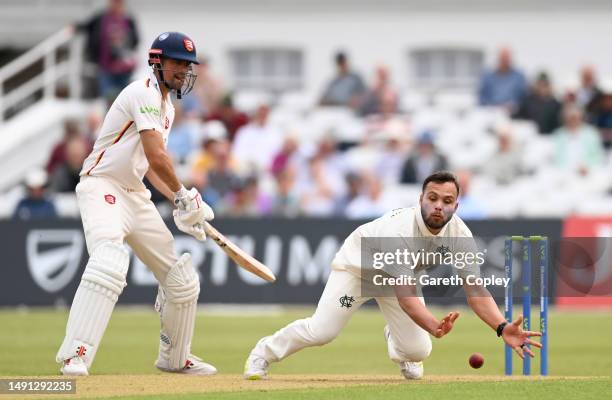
[{"x1": 421, "y1": 207, "x2": 454, "y2": 230}]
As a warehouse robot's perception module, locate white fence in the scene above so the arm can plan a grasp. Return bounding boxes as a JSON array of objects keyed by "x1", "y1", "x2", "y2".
[{"x1": 0, "y1": 26, "x2": 83, "y2": 123}]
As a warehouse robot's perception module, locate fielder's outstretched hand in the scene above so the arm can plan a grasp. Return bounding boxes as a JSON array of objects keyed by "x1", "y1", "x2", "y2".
[
  {"x1": 433, "y1": 312, "x2": 460, "y2": 338},
  {"x1": 501, "y1": 316, "x2": 542, "y2": 359}
]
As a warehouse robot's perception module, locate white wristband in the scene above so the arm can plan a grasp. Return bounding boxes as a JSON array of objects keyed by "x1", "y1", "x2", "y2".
[
  {"x1": 174, "y1": 186, "x2": 188, "y2": 197},
  {"x1": 173, "y1": 186, "x2": 188, "y2": 205}
]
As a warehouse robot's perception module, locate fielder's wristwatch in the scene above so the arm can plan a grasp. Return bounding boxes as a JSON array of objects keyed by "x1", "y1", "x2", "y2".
[{"x1": 496, "y1": 321, "x2": 509, "y2": 337}]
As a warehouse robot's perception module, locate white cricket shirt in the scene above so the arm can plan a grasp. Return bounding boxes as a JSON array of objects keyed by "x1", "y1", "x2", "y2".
[{"x1": 80, "y1": 71, "x2": 175, "y2": 190}]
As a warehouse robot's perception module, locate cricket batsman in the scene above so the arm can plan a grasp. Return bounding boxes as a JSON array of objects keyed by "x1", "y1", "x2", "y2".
[
  {"x1": 244, "y1": 171, "x2": 542, "y2": 380},
  {"x1": 57, "y1": 32, "x2": 217, "y2": 376}
]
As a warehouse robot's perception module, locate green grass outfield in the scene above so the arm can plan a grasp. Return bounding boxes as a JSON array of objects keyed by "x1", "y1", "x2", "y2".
[{"x1": 0, "y1": 306, "x2": 610, "y2": 399}]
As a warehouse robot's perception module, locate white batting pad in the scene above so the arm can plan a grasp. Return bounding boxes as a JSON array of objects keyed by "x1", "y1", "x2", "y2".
[
  {"x1": 56, "y1": 242, "x2": 129, "y2": 367},
  {"x1": 156, "y1": 253, "x2": 200, "y2": 370}
]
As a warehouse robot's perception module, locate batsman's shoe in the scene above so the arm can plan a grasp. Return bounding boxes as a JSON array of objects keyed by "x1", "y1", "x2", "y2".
[
  {"x1": 400, "y1": 361, "x2": 424, "y2": 380},
  {"x1": 243, "y1": 355, "x2": 269, "y2": 380},
  {"x1": 60, "y1": 357, "x2": 88, "y2": 376},
  {"x1": 155, "y1": 354, "x2": 217, "y2": 375}
]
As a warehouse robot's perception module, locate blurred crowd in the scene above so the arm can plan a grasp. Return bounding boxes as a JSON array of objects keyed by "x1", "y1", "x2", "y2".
[{"x1": 12, "y1": 1, "x2": 612, "y2": 220}]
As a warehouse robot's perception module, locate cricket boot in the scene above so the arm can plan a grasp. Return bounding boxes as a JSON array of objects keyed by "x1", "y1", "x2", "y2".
[
  {"x1": 384, "y1": 325, "x2": 424, "y2": 380},
  {"x1": 60, "y1": 357, "x2": 89, "y2": 376},
  {"x1": 156, "y1": 354, "x2": 217, "y2": 375},
  {"x1": 244, "y1": 354, "x2": 270, "y2": 380},
  {"x1": 399, "y1": 361, "x2": 424, "y2": 380}
]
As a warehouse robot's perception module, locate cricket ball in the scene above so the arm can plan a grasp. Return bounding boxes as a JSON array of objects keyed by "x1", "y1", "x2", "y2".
[{"x1": 469, "y1": 353, "x2": 484, "y2": 369}]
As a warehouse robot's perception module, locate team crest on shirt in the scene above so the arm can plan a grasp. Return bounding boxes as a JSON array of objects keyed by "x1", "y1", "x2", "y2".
[
  {"x1": 436, "y1": 245, "x2": 450, "y2": 256},
  {"x1": 104, "y1": 194, "x2": 116, "y2": 205},
  {"x1": 339, "y1": 295, "x2": 355, "y2": 308},
  {"x1": 164, "y1": 116, "x2": 170, "y2": 130},
  {"x1": 183, "y1": 39, "x2": 194, "y2": 52}
]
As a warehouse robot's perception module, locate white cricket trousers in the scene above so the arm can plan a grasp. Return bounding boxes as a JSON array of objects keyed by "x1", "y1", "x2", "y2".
[
  {"x1": 76, "y1": 176, "x2": 177, "y2": 281},
  {"x1": 252, "y1": 269, "x2": 432, "y2": 364}
]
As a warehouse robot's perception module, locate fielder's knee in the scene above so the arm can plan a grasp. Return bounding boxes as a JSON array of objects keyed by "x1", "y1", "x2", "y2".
[
  {"x1": 306, "y1": 319, "x2": 341, "y2": 345},
  {"x1": 397, "y1": 339, "x2": 432, "y2": 362}
]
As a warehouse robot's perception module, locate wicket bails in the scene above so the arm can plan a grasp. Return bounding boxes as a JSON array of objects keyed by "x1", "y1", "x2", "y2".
[{"x1": 504, "y1": 235, "x2": 548, "y2": 376}]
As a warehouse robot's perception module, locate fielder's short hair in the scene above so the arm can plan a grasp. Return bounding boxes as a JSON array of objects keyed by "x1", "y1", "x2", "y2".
[{"x1": 422, "y1": 171, "x2": 460, "y2": 196}]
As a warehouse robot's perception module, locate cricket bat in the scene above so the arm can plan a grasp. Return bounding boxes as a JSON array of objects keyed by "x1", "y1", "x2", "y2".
[{"x1": 203, "y1": 221, "x2": 276, "y2": 282}]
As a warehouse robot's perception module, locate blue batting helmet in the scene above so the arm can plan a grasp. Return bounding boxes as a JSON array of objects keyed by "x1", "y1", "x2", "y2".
[{"x1": 148, "y1": 31, "x2": 199, "y2": 66}]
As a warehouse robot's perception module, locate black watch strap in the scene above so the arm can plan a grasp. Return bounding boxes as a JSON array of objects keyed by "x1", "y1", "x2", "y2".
[{"x1": 496, "y1": 321, "x2": 509, "y2": 337}]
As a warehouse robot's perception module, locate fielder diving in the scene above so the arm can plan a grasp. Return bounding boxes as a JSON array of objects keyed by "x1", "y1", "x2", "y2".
[
  {"x1": 244, "y1": 171, "x2": 542, "y2": 380},
  {"x1": 57, "y1": 32, "x2": 217, "y2": 376}
]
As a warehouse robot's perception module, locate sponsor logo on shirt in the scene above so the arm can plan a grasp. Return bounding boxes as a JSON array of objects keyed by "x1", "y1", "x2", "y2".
[
  {"x1": 139, "y1": 106, "x2": 160, "y2": 116},
  {"x1": 164, "y1": 116, "x2": 170, "y2": 130},
  {"x1": 104, "y1": 194, "x2": 116, "y2": 205}
]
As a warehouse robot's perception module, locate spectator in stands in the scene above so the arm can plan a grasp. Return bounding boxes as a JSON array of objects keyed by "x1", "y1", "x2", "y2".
[
  {"x1": 576, "y1": 65, "x2": 603, "y2": 120},
  {"x1": 561, "y1": 85, "x2": 578, "y2": 108},
  {"x1": 167, "y1": 105, "x2": 196, "y2": 164},
  {"x1": 12, "y1": 169, "x2": 57, "y2": 220},
  {"x1": 232, "y1": 104, "x2": 282, "y2": 172},
  {"x1": 593, "y1": 93, "x2": 612, "y2": 148},
  {"x1": 84, "y1": 109, "x2": 102, "y2": 147},
  {"x1": 455, "y1": 170, "x2": 487, "y2": 220},
  {"x1": 193, "y1": 138, "x2": 239, "y2": 208},
  {"x1": 220, "y1": 176, "x2": 272, "y2": 217},
  {"x1": 364, "y1": 91, "x2": 411, "y2": 142},
  {"x1": 358, "y1": 64, "x2": 398, "y2": 116},
  {"x1": 319, "y1": 51, "x2": 366, "y2": 109},
  {"x1": 486, "y1": 125, "x2": 522, "y2": 185},
  {"x1": 553, "y1": 105, "x2": 605, "y2": 175},
  {"x1": 295, "y1": 137, "x2": 348, "y2": 216},
  {"x1": 333, "y1": 172, "x2": 363, "y2": 216},
  {"x1": 206, "y1": 94, "x2": 249, "y2": 141},
  {"x1": 271, "y1": 166, "x2": 300, "y2": 217},
  {"x1": 309, "y1": 137, "x2": 348, "y2": 185},
  {"x1": 270, "y1": 135, "x2": 299, "y2": 176},
  {"x1": 78, "y1": 0, "x2": 139, "y2": 102},
  {"x1": 49, "y1": 137, "x2": 88, "y2": 193},
  {"x1": 46, "y1": 120, "x2": 82, "y2": 174},
  {"x1": 187, "y1": 56, "x2": 225, "y2": 118},
  {"x1": 375, "y1": 132, "x2": 410, "y2": 185},
  {"x1": 513, "y1": 72, "x2": 561, "y2": 134},
  {"x1": 345, "y1": 173, "x2": 389, "y2": 219},
  {"x1": 400, "y1": 132, "x2": 448, "y2": 184},
  {"x1": 298, "y1": 156, "x2": 340, "y2": 217},
  {"x1": 478, "y1": 47, "x2": 527, "y2": 113},
  {"x1": 191, "y1": 121, "x2": 234, "y2": 182}
]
